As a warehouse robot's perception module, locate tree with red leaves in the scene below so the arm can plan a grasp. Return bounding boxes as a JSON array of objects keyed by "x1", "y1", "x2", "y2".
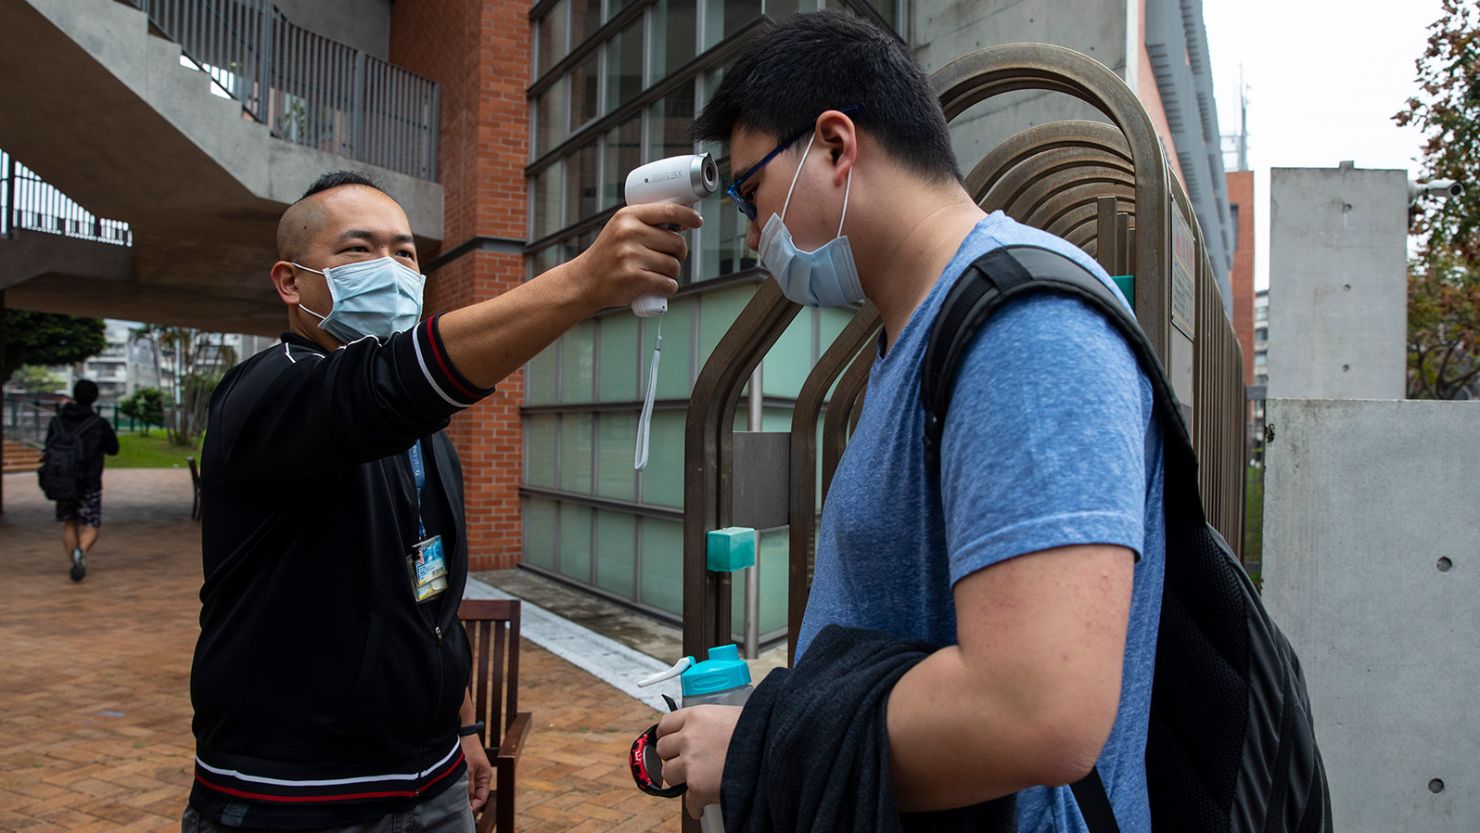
[{"x1": 1395, "y1": 0, "x2": 1480, "y2": 399}]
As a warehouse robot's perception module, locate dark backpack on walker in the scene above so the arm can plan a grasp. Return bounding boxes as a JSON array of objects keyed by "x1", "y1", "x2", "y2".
[
  {"x1": 38, "y1": 415, "x2": 100, "y2": 502},
  {"x1": 920, "y1": 245, "x2": 1333, "y2": 833}
]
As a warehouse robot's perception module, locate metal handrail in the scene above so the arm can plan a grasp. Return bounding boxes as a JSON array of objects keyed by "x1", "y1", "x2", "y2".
[
  {"x1": 3, "y1": 400, "x2": 59, "y2": 449},
  {"x1": 128, "y1": 0, "x2": 439, "y2": 180},
  {"x1": 1, "y1": 150, "x2": 133, "y2": 245}
]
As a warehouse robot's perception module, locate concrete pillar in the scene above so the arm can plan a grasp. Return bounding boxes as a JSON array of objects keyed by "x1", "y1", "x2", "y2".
[{"x1": 1267, "y1": 166, "x2": 1408, "y2": 399}]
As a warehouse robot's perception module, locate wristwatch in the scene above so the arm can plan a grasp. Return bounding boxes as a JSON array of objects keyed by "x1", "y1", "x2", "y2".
[{"x1": 458, "y1": 721, "x2": 485, "y2": 737}]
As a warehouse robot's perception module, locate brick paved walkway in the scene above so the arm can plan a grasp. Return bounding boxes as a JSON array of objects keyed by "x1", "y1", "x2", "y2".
[{"x1": 0, "y1": 470, "x2": 680, "y2": 833}]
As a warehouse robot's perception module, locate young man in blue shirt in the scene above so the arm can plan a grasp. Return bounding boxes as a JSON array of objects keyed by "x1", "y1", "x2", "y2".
[{"x1": 655, "y1": 12, "x2": 1164, "y2": 832}]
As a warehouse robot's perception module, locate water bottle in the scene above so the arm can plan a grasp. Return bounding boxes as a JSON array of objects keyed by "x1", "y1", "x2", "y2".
[{"x1": 637, "y1": 644, "x2": 752, "y2": 832}]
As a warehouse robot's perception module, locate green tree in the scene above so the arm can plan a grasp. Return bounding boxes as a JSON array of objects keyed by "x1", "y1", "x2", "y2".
[
  {"x1": 9, "y1": 364, "x2": 64, "y2": 394},
  {"x1": 130, "y1": 324, "x2": 234, "y2": 446},
  {"x1": 2, "y1": 310, "x2": 106, "y2": 384},
  {"x1": 1396, "y1": 0, "x2": 1480, "y2": 399},
  {"x1": 120, "y1": 387, "x2": 166, "y2": 434}
]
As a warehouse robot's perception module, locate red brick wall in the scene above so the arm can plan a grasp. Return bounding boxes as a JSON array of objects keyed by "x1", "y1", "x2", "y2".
[
  {"x1": 391, "y1": 1, "x2": 530, "y2": 571},
  {"x1": 1227, "y1": 171, "x2": 1256, "y2": 386}
]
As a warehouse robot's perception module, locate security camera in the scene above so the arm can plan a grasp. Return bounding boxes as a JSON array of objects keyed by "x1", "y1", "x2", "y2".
[{"x1": 1408, "y1": 179, "x2": 1464, "y2": 201}]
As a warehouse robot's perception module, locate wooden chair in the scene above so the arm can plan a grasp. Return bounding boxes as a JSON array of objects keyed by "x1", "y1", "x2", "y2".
[
  {"x1": 186, "y1": 455, "x2": 201, "y2": 521},
  {"x1": 458, "y1": 599, "x2": 533, "y2": 833}
]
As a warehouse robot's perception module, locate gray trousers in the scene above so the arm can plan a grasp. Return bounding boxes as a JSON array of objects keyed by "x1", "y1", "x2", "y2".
[{"x1": 181, "y1": 775, "x2": 475, "y2": 833}]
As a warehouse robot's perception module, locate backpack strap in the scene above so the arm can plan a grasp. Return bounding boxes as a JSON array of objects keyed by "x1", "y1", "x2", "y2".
[
  {"x1": 919, "y1": 244, "x2": 1212, "y2": 833},
  {"x1": 920, "y1": 244, "x2": 1204, "y2": 522},
  {"x1": 1069, "y1": 768, "x2": 1122, "y2": 833}
]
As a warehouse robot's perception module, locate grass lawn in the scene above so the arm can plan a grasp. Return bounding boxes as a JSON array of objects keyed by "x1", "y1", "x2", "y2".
[
  {"x1": 1244, "y1": 465, "x2": 1264, "y2": 572},
  {"x1": 112, "y1": 431, "x2": 203, "y2": 469}
]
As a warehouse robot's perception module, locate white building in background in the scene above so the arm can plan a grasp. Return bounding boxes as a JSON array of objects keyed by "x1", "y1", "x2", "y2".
[{"x1": 5, "y1": 319, "x2": 279, "y2": 402}]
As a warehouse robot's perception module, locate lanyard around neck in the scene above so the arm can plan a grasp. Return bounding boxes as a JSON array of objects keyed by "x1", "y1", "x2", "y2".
[{"x1": 408, "y1": 440, "x2": 427, "y2": 540}]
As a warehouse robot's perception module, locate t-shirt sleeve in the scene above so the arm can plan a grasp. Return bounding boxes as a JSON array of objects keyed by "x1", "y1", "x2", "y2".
[{"x1": 939, "y1": 292, "x2": 1152, "y2": 587}]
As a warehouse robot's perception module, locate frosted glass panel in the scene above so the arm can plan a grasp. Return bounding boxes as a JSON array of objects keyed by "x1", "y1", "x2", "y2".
[
  {"x1": 762, "y1": 308, "x2": 812, "y2": 399},
  {"x1": 649, "y1": 301, "x2": 694, "y2": 400},
  {"x1": 525, "y1": 415, "x2": 558, "y2": 488},
  {"x1": 595, "y1": 413, "x2": 638, "y2": 501},
  {"x1": 595, "y1": 510, "x2": 637, "y2": 598},
  {"x1": 639, "y1": 411, "x2": 685, "y2": 507},
  {"x1": 559, "y1": 413, "x2": 594, "y2": 493},
  {"x1": 525, "y1": 497, "x2": 557, "y2": 570},
  {"x1": 560, "y1": 320, "x2": 596, "y2": 404},
  {"x1": 640, "y1": 517, "x2": 683, "y2": 614},
  {"x1": 697, "y1": 284, "x2": 756, "y2": 369},
  {"x1": 558, "y1": 504, "x2": 593, "y2": 582},
  {"x1": 598, "y1": 314, "x2": 640, "y2": 402},
  {"x1": 526, "y1": 344, "x2": 559, "y2": 405}
]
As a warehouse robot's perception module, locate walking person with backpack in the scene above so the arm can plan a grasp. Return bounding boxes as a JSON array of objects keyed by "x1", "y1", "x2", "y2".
[{"x1": 40, "y1": 379, "x2": 119, "y2": 582}]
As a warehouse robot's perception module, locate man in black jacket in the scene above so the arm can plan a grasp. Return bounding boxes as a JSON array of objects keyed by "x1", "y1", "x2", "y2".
[
  {"x1": 47, "y1": 378, "x2": 119, "y2": 582},
  {"x1": 184, "y1": 171, "x2": 699, "y2": 832}
]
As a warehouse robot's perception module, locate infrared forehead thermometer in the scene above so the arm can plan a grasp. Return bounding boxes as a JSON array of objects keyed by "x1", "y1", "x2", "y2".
[{"x1": 624, "y1": 153, "x2": 719, "y2": 317}]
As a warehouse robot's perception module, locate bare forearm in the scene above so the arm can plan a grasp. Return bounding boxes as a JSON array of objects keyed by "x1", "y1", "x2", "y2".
[
  {"x1": 888, "y1": 546, "x2": 1131, "y2": 812},
  {"x1": 437, "y1": 262, "x2": 597, "y2": 390},
  {"x1": 887, "y1": 647, "x2": 1066, "y2": 812},
  {"x1": 436, "y1": 203, "x2": 698, "y2": 389},
  {"x1": 460, "y1": 689, "x2": 476, "y2": 726}
]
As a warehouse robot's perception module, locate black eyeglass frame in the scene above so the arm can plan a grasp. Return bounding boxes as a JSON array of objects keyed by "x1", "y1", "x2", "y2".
[{"x1": 724, "y1": 104, "x2": 863, "y2": 222}]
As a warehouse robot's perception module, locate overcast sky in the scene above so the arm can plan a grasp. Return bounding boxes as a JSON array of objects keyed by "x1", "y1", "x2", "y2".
[{"x1": 1202, "y1": 0, "x2": 1446, "y2": 289}]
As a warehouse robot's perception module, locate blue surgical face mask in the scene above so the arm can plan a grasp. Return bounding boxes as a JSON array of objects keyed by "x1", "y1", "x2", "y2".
[
  {"x1": 756, "y1": 132, "x2": 865, "y2": 308},
  {"x1": 295, "y1": 256, "x2": 425, "y2": 343}
]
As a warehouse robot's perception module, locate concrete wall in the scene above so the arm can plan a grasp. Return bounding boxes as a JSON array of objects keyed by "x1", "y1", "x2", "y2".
[
  {"x1": 1262, "y1": 398, "x2": 1480, "y2": 831},
  {"x1": 1267, "y1": 166, "x2": 1408, "y2": 399},
  {"x1": 275, "y1": 0, "x2": 391, "y2": 61},
  {"x1": 911, "y1": 0, "x2": 1130, "y2": 175}
]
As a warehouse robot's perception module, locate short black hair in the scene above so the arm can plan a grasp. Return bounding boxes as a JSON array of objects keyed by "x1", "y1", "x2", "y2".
[
  {"x1": 301, "y1": 170, "x2": 385, "y2": 201},
  {"x1": 73, "y1": 379, "x2": 99, "y2": 407},
  {"x1": 692, "y1": 11, "x2": 958, "y2": 183}
]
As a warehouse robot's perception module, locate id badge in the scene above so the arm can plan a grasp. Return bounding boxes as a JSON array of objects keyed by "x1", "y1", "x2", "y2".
[{"x1": 407, "y1": 535, "x2": 449, "y2": 603}]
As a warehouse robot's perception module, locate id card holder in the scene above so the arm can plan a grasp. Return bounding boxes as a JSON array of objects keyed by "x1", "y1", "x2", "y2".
[{"x1": 407, "y1": 535, "x2": 449, "y2": 603}]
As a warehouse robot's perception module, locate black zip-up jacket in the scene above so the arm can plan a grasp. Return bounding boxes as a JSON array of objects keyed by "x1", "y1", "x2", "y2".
[
  {"x1": 188, "y1": 318, "x2": 493, "y2": 830},
  {"x1": 46, "y1": 402, "x2": 120, "y2": 492}
]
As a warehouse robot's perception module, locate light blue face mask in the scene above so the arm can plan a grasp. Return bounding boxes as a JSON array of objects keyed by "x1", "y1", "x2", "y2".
[
  {"x1": 295, "y1": 256, "x2": 425, "y2": 343},
  {"x1": 757, "y1": 131, "x2": 866, "y2": 308}
]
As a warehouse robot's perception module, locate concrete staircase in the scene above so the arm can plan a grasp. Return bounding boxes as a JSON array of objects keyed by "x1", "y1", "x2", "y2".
[
  {"x1": 3, "y1": 440, "x2": 43, "y2": 474},
  {"x1": 0, "y1": 0, "x2": 442, "y2": 334}
]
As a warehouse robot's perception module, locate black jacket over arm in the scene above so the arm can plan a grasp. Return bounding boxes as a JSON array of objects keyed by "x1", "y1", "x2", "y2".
[
  {"x1": 722, "y1": 625, "x2": 1016, "y2": 833},
  {"x1": 189, "y1": 318, "x2": 493, "y2": 830}
]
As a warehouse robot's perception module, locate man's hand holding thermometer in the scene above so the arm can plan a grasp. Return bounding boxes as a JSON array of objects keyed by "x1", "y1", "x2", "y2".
[{"x1": 625, "y1": 153, "x2": 719, "y2": 471}]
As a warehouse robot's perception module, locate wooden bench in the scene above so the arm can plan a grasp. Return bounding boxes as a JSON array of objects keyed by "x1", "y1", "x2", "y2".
[{"x1": 458, "y1": 599, "x2": 533, "y2": 832}]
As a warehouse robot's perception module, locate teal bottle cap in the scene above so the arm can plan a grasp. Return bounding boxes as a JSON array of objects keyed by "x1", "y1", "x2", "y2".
[{"x1": 680, "y1": 644, "x2": 752, "y2": 697}]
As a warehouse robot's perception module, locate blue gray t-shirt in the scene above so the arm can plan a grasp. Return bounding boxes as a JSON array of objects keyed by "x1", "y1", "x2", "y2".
[{"x1": 795, "y1": 212, "x2": 1165, "y2": 833}]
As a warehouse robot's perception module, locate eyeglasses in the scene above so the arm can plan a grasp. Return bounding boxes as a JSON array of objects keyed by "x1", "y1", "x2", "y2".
[{"x1": 725, "y1": 105, "x2": 862, "y2": 222}]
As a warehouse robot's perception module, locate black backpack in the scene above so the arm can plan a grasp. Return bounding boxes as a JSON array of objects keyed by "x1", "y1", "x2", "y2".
[
  {"x1": 38, "y1": 414, "x2": 101, "y2": 502},
  {"x1": 921, "y1": 245, "x2": 1333, "y2": 833}
]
